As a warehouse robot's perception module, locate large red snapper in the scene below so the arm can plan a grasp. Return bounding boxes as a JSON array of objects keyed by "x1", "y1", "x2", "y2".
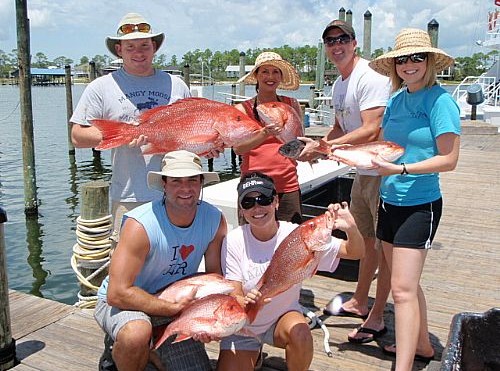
[
  {"x1": 256, "y1": 101, "x2": 304, "y2": 143},
  {"x1": 153, "y1": 294, "x2": 248, "y2": 349},
  {"x1": 155, "y1": 273, "x2": 235, "y2": 302},
  {"x1": 246, "y1": 212, "x2": 335, "y2": 323},
  {"x1": 329, "y1": 141, "x2": 404, "y2": 169},
  {"x1": 91, "y1": 97, "x2": 263, "y2": 156}
]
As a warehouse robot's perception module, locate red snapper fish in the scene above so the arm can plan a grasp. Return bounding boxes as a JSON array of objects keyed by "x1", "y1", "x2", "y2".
[
  {"x1": 256, "y1": 101, "x2": 304, "y2": 143},
  {"x1": 92, "y1": 97, "x2": 264, "y2": 156},
  {"x1": 329, "y1": 141, "x2": 404, "y2": 169},
  {"x1": 246, "y1": 212, "x2": 335, "y2": 323},
  {"x1": 155, "y1": 273, "x2": 235, "y2": 302},
  {"x1": 153, "y1": 294, "x2": 248, "y2": 349},
  {"x1": 278, "y1": 139, "x2": 404, "y2": 170}
]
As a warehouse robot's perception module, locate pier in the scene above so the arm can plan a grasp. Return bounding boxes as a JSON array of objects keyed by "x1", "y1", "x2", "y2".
[{"x1": 5, "y1": 123, "x2": 500, "y2": 370}]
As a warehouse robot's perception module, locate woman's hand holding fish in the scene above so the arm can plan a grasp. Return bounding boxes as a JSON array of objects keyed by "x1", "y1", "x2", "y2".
[
  {"x1": 244, "y1": 288, "x2": 272, "y2": 307},
  {"x1": 263, "y1": 122, "x2": 283, "y2": 136},
  {"x1": 192, "y1": 331, "x2": 219, "y2": 343},
  {"x1": 128, "y1": 134, "x2": 149, "y2": 148},
  {"x1": 328, "y1": 202, "x2": 357, "y2": 232},
  {"x1": 370, "y1": 156, "x2": 401, "y2": 176}
]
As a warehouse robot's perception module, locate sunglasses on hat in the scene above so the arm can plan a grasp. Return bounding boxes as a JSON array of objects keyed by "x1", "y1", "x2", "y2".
[
  {"x1": 240, "y1": 195, "x2": 274, "y2": 210},
  {"x1": 119, "y1": 23, "x2": 151, "y2": 35},
  {"x1": 323, "y1": 34, "x2": 352, "y2": 46},
  {"x1": 394, "y1": 53, "x2": 428, "y2": 65}
]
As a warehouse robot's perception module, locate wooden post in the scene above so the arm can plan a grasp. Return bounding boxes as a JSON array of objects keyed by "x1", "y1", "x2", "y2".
[
  {"x1": 89, "y1": 61, "x2": 96, "y2": 81},
  {"x1": 80, "y1": 181, "x2": 110, "y2": 220},
  {"x1": 78, "y1": 181, "x2": 110, "y2": 298},
  {"x1": 238, "y1": 52, "x2": 246, "y2": 97},
  {"x1": 65, "y1": 65, "x2": 75, "y2": 155},
  {"x1": 183, "y1": 64, "x2": 190, "y2": 88},
  {"x1": 16, "y1": 0, "x2": 38, "y2": 215},
  {"x1": 0, "y1": 207, "x2": 16, "y2": 370}
]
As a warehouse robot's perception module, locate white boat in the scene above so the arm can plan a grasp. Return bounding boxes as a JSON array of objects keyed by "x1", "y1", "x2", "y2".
[{"x1": 452, "y1": 8, "x2": 500, "y2": 126}]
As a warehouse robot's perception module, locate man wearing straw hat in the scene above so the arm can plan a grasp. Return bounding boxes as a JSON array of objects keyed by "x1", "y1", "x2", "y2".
[
  {"x1": 94, "y1": 150, "x2": 227, "y2": 370},
  {"x1": 298, "y1": 20, "x2": 392, "y2": 344},
  {"x1": 70, "y1": 13, "x2": 220, "y2": 254}
]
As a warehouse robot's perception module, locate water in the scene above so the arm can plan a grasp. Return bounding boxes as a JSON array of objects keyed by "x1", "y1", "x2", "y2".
[{"x1": 0, "y1": 82, "x2": 317, "y2": 305}]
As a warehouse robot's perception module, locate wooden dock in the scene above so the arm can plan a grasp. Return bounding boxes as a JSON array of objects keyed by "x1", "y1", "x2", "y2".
[{"x1": 6, "y1": 122, "x2": 500, "y2": 370}]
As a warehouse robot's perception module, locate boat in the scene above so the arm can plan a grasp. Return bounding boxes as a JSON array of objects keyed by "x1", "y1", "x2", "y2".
[{"x1": 452, "y1": 6, "x2": 500, "y2": 125}]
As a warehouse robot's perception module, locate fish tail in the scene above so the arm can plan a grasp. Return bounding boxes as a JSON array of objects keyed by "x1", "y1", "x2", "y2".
[
  {"x1": 91, "y1": 119, "x2": 137, "y2": 150},
  {"x1": 152, "y1": 324, "x2": 172, "y2": 350}
]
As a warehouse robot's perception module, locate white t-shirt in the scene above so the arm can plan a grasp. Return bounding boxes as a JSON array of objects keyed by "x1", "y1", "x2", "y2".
[
  {"x1": 71, "y1": 68, "x2": 191, "y2": 202},
  {"x1": 222, "y1": 221, "x2": 341, "y2": 335},
  {"x1": 332, "y1": 58, "x2": 390, "y2": 175}
]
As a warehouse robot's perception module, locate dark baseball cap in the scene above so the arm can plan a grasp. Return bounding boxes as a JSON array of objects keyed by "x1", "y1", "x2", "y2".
[
  {"x1": 322, "y1": 19, "x2": 356, "y2": 40},
  {"x1": 237, "y1": 175, "x2": 275, "y2": 205}
]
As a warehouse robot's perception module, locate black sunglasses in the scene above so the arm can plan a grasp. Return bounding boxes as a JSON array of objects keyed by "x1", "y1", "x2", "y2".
[
  {"x1": 324, "y1": 34, "x2": 352, "y2": 46},
  {"x1": 240, "y1": 195, "x2": 274, "y2": 210},
  {"x1": 394, "y1": 53, "x2": 428, "y2": 65}
]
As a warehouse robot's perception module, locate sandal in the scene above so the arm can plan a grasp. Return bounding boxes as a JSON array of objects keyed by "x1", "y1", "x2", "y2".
[
  {"x1": 382, "y1": 343, "x2": 435, "y2": 362},
  {"x1": 348, "y1": 326, "x2": 387, "y2": 344}
]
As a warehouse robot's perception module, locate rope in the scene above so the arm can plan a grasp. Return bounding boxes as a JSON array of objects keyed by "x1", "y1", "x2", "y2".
[
  {"x1": 301, "y1": 305, "x2": 333, "y2": 357},
  {"x1": 72, "y1": 214, "x2": 113, "y2": 308}
]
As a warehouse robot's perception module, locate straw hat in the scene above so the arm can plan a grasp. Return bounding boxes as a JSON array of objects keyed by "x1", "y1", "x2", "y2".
[
  {"x1": 237, "y1": 52, "x2": 300, "y2": 90},
  {"x1": 106, "y1": 13, "x2": 165, "y2": 57},
  {"x1": 369, "y1": 28, "x2": 454, "y2": 77},
  {"x1": 147, "y1": 150, "x2": 219, "y2": 192}
]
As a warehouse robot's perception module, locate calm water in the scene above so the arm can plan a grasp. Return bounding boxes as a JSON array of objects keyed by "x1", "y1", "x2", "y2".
[{"x1": 0, "y1": 82, "x2": 318, "y2": 305}]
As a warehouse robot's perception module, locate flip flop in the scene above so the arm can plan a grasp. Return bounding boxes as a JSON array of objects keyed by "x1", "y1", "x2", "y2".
[
  {"x1": 348, "y1": 326, "x2": 387, "y2": 344},
  {"x1": 382, "y1": 344, "x2": 435, "y2": 362},
  {"x1": 324, "y1": 306, "x2": 369, "y2": 319}
]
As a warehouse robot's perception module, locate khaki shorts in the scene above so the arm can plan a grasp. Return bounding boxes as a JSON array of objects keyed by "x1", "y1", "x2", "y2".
[
  {"x1": 349, "y1": 174, "x2": 380, "y2": 238},
  {"x1": 110, "y1": 200, "x2": 148, "y2": 248}
]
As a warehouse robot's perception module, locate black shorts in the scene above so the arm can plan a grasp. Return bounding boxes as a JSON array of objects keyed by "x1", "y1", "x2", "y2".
[{"x1": 376, "y1": 198, "x2": 442, "y2": 249}]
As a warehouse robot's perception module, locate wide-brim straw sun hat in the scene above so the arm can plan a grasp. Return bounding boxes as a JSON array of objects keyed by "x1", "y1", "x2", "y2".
[
  {"x1": 147, "y1": 150, "x2": 219, "y2": 192},
  {"x1": 106, "y1": 13, "x2": 164, "y2": 57},
  {"x1": 237, "y1": 51, "x2": 300, "y2": 90},
  {"x1": 369, "y1": 28, "x2": 454, "y2": 77}
]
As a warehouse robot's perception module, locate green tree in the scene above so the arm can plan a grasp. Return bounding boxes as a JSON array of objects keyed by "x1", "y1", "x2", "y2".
[{"x1": 33, "y1": 52, "x2": 49, "y2": 68}]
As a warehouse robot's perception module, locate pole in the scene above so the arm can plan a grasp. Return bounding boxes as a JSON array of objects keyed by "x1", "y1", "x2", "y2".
[
  {"x1": 238, "y1": 52, "x2": 246, "y2": 97},
  {"x1": 65, "y1": 65, "x2": 75, "y2": 155},
  {"x1": 183, "y1": 64, "x2": 190, "y2": 88},
  {"x1": 0, "y1": 207, "x2": 16, "y2": 370},
  {"x1": 16, "y1": 0, "x2": 38, "y2": 215},
  {"x1": 363, "y1": 11, "x2": 373, "y2": 60}
]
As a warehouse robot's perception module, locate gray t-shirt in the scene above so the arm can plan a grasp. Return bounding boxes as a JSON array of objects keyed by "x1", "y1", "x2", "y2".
[{"x1": 71, "y1": 68, "x2": 191, "y2": 202}]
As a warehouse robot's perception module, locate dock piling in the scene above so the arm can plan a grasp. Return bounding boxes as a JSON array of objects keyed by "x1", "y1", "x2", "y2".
[
  {"x1": 0, "y1": 207, "x2": 16, "y2": 370},
  {"x1": 65, "y1": 65, "x2": 75, "y2": 155}
]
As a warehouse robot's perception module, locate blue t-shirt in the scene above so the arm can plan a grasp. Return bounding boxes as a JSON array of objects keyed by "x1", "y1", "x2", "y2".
[
  {"x1": 97, "y1": 199, "x2": 222, "y2": 298},
  {"x1": 381, "y1": 85, "x2": 460, "y2": 206}
]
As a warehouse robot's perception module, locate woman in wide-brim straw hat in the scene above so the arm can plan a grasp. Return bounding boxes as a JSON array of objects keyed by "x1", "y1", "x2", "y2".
[
  {"x1": 233, "y1": 51, "x2": 304, "y2": 225},
  {"x1": 369, "y1": 28, "x2": 454, "y2": 92},
  {"x1": 368, "y1": 28, "x2": 461, "y2": 370}
]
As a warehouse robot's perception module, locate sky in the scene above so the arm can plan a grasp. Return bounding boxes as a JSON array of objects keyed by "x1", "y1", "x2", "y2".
[{"x1": 0, "y1": 0, "x2": 496, "y2": 64}]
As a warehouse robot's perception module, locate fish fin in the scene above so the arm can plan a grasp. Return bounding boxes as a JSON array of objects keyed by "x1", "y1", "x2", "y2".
[
  {"x1": 245, "y1": 301, "x2": 261, "y2": 324},
  {"x1": 171, "y1": 333, "x2": 193, "y2": 344},
  {"x1": 152, "y1": 325, "x2": 174, "y2": 350},
  {"x1": 92, "y1": 119, "x2": 137, "y2": 150}
]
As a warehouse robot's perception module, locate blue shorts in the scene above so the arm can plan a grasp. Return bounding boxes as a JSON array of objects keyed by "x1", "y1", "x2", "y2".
[
  {"x1": 376, "y1": 198, "x2": 442, "y2": 249},
  {"x1": 219, "y1": 322, "x2": 277, "y2": 351}
]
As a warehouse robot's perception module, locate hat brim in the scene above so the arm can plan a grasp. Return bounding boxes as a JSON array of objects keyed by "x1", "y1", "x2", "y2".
[
  {"x1": 147, "y1": 169, "x2": 219, "y2": 192},
  {"x1": 369, "y1": 47, "x2": 454, "y2": 77},
  {"x1": 237, "y1": 59, "x2": 300, "y2": 90},
  {"x1": 106, "y1": 32, "x2": 164, "y2": 57}
]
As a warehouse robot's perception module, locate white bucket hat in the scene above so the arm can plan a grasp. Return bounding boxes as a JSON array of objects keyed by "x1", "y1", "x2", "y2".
[
  {"x1": 237, "y1": 52, "x2": 300, "y2": 90},
  {"x1": 106, "y1": 13, "x2": 165, "y2": 57},
  {"x1": 147, "y1": 150, "x2": 219, "y2": 192}
]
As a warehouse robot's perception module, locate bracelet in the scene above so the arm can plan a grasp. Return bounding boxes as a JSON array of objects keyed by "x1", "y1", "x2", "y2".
[{"x1": 400, "y1": 162, "x2": 409, "y2": 175}]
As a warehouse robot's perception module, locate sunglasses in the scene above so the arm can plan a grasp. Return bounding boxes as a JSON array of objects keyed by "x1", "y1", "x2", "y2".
[
  {"x1": 394, "y1": 53, "x2": 428, "y2": 65},
  {"x1": 119, "y1": 23, "x2": 151, "y2": 35},
  {"x1": 240, "y1": 195, "x2": 274, "y2": 210},
  {"x1": 324, "y1": 34, "x2": 352, "y2": 46}
]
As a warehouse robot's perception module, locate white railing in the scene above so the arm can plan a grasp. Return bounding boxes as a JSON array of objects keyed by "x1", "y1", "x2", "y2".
[{"x1": 452, "y1": 75, "x2": 499, "y2": 106}]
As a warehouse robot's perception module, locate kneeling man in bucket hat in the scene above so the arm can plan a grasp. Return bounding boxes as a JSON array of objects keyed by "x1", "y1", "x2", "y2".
[{"x1": 94, "y1": 150, "x2": 227, "y2": 370}]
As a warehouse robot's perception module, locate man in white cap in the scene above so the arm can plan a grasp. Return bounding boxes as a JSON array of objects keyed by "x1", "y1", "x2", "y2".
[
  {"x1": 94, "y1": 150, "x2": 227, "y2": 370},
  {"x1": 298, "y1": 20, "x2": 392, "y2": 344},
  {"x1": 70, "y1": 13, "x2": 220, "y2": 251}
]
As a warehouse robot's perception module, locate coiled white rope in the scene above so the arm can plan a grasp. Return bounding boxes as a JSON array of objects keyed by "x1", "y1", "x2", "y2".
[
  {"x1": 301, "y1": 305, "x2": 333, "y2": 357},
  {"x1": 72, "y1": 214, "x2": 113, "y2": 308}
]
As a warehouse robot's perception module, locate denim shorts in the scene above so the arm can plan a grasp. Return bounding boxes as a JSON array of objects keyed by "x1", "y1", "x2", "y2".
[
  {"x1": 219, "y1": 322, "x2": 277, "y2": 351},
  {"x1": 376, "y1": 198, "x2": 442, "y2": 249}
]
